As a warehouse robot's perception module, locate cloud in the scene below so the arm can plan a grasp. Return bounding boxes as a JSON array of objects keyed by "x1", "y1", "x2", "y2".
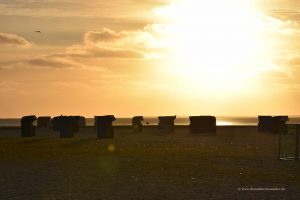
[
  {"x1": 27, "y1": 56, "x2": 109, "y2": 71},
  {"x1": 83, "y1": 28, "x2": 156, "y2": 48},
  {"x1": 90, "y1": 47, "x2": 145, "y2": 58},
  {"x1": 0, "y1": 55, "x2": 108, "y2": 72},
  {"x1": 287, "y1": 56, "x2": 300, "y2": 66},
  {"x1": 252, "y1": 14, "x2": 300, "y2": 79},
  {"x1": 0, "y1": 0, "x2": 169, "y2": 18},
  {"x1": 86, "y1": 25, "x2": 169, "y2": 48},
  {"x1": 0, "y1": 33, "x2": 31, "y2": 47},
  {"x1": 0, "y1": 25, "x2": 165, "y2": 70},
  {"x1": 28, "y1": 57, "x2": 79, "y2": 68},
  {"x1": 84, "y1": 29, "x2": 123, "y2": 43},
  {"x1": 68, "y1": 27, "x2": 165, "y2": 59},
  {"x1": 67, "y1": 46, "x2": 145, "y2": 59},
  {"x1": 51, "y1": 78, "x2": 128, "y2": 91},
  {"x1": 258, "y1": 69, "x2": 291, "y2": 80}
]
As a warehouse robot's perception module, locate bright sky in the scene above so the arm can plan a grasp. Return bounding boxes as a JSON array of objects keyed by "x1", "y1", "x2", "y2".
[{"x1": 1, "y1": 0, "x2": 300, "y2": 117}]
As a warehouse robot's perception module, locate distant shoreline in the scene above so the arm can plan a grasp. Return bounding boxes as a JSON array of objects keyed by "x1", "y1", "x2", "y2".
[
  {"x1": 0, "y1": 125, "x2": 258, "y2": 130},
  {"x1": 2, "y1": 116, "x2": 300, "y2": 127}
]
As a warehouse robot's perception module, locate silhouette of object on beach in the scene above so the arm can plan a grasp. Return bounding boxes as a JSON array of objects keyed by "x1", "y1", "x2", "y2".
[
  {"x1": 279, "y1": 124, "x2": 300, "y2": 160},
  {"x1": 95, "y1": 115, "x2": 116, "y2": 139},
  {"x1": 37, "y1": 116, "x2": 51, "y2": 128},
  {"x1": 73, "y1": 116, "x2": 86, "y2": 127},
  {"x1": 52, "y1": 116, "x2": 79, "y2": 138},
  {"x1": 51, "y1": 116, "x2": 62, "y2": 131},
  {"x1": 158, "y1": 116, "x2": 176, "y2": 133},
  {"x1": 21, "y1": 115, "x2": 37, "y2": 137},
  {"x1": 272, "y1": 116, "x2": 289, "y2": 134},
  {"x1": 258, "y1": 116, "x2": 273, "y2": 132},
  {"x1": 189, "y1": 116, "x2": 216, "y2": 134},
  {"x1": 258, "y1": 115, "x2": 289, "y2": 133},
  {"x1": 132, "y1": 116, "x2": 144, "y2": 132}
]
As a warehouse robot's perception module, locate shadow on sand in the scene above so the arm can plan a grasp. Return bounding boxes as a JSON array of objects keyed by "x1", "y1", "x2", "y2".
[
  {"x1": 17, "y1": 138, "x2": 44, "y2": 144},
  {"x1": 62, "y1": 138, "x2": 95, "y2": 148}
]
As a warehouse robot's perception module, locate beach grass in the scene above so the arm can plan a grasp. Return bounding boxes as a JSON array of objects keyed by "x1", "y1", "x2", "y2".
[{"x1": 0, "y1": 126, "x2": 299, "y2": 200}]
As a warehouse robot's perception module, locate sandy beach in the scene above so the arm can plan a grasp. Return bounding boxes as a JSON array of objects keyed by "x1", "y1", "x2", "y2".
[{"x1": 0, "y1": 126, "x2": 299, "y2": 200}]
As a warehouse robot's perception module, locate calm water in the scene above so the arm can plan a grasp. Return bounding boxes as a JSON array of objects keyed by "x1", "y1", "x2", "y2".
[{"x1": 1, "y1": 116, "x2": 300, "y2": 127}]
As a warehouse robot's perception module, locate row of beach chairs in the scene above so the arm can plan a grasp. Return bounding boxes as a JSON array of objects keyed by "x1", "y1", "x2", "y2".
[
  {"x1": 20, "y1": 115, "x2": 289, "y2": 138},
  {"x1": 20, "y1": 115, "x2": 216, "y2": 138},
  {"x1": 258, "y1": 115, "x2": 289, "y2": 133}
]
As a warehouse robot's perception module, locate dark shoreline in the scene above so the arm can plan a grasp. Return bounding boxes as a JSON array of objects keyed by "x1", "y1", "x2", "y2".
[{"x1": 0, "y1": 125, "x2": 258, "y2": 130}]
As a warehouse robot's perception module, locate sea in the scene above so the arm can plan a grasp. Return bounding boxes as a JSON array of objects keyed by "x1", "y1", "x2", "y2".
[{"x1": 1, "y1": 116, "x2": 300, "y2": 127}]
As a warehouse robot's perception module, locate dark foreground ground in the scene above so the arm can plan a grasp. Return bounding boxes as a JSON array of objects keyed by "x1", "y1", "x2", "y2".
[{"x1": 0, "y1": 126, "x2": 299, "y2": 200}]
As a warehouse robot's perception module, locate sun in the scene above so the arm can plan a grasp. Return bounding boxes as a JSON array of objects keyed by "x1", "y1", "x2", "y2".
[{"x1": 155, "y1": 0, "x2": 272, "y2": 95}]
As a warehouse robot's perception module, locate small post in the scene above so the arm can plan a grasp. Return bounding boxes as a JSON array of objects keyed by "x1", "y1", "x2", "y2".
[
  {"x1": 296, "y1": 125, "x2": 299, "y2": 161},
  {"x1": 278, "y1": 125, "x2": 282, "y2": 160}
]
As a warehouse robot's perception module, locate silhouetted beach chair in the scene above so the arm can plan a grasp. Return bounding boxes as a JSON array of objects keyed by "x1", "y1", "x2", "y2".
[
  {"x1": 51, "y1": 116, "x2": 61, "y2": 131},
  {"x1": 52, "y1": 116, "x2": 78, "y2": 138},
  {"x1": 158, "y1": 116, "x2": 176, "y2": 133},
  {"x1": 37, "y1": 116, "x2": 51, "y2": 128},
  {"x1": 95, "y1": 115, "x2": 116, "y2": 138},
  {"x1": 189, "y1": 116, "x2": 216, "y2": 134},
  {"x1": 132, "y1": 116, "x2": 144, "y2": 132},
  {"x1": 258, "y1": 116, "x2": 273, "y2": 132},
  {"x1": 258, "y1": 115, "x2": 289, "y2": 133},
  {"x1": 21, "y1": 115, "x2": 37, "y2": 137},
  {"x1": 272, "y1": 116, "x2": 289, "y2": 134},
  {"x1": 73, "y1": 116, "x2": 86, "y2": 128},
  {"x1": 64, "y1": 116, "x2": 78, "y2": 138}
]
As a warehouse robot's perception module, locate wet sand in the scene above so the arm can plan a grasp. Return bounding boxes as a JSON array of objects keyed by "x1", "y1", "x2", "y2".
[{"x1": 0, "y1": 126, "x2": 299, "y2": 200}]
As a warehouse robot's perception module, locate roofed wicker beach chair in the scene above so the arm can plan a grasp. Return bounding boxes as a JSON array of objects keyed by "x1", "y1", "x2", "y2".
[
  {"x1": 158, "y1": 115, "x2": 176, "y2": 133},
  {"x1": 189, "y1": 116, "x2": 216, "y2": 134},
  {"x1": 52, "y1": 116, "x2": 79, "y2": 138},
  {"x1": 258, "y1": 115, "x2": 273, "y2": 132},
  {"x1": 95, "y1": 115, "x2": 116, "y2": 139},
  {"x1": 258, "y1": 115, "x2": 289, "y2": 133},
  {"x1": 37, "y1": 116, "x2": 51, "y2": 128},
  {"x1": 21, "y1": 115, "x2": 37, "y2": 137}
]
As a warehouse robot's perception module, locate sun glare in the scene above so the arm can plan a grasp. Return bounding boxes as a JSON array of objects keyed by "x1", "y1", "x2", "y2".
[{"x1": 155, "y1": 0, "x2": 272, "y2": 95}]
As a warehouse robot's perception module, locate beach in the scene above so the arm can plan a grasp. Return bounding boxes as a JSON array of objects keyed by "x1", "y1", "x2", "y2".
[{"x1": 0, "y1": 126, "x2": 299, "y2": 200}]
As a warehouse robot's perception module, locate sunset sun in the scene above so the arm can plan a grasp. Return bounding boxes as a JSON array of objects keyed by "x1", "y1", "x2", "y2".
[{"x1": 155, "y1": 0, "x2": 272, "y2": 93}]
